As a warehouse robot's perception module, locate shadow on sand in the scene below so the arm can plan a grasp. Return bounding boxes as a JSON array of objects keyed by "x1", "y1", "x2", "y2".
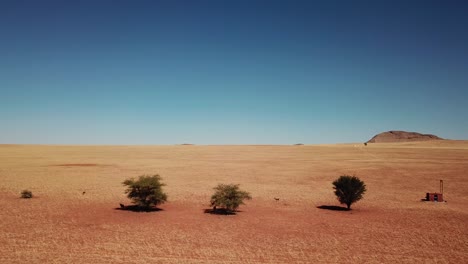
[
  {"x1": 115, "y1": 205, "x2": 163, "y2": 212},
  {"x1": 317, "y1": 205, "x2": 350, "y2": 211},
  {"x1": 203, "y1": 208, "x2": 242, "y2": 215}
]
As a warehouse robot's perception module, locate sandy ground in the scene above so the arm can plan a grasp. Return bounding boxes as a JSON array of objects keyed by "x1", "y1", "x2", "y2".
[{"x1": 1, "y1": 141, "x2": 467, "y2": 263}]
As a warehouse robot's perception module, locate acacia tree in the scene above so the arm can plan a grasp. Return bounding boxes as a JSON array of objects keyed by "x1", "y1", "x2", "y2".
[
  {"x1": 122, "y1": 175, "x2": 167, "y2": 210},
  {"x1": 332, "y1": 175, "x2": 366, "y2": 209},
  {"x1": 210, "y1": 184, "x2": 252, "y2": 213}
]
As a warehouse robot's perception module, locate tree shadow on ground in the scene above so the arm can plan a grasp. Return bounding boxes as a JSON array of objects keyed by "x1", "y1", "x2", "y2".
[
  {"x1": 115, "y1": 205, "x2": 163, "y2": 212},
  {"x1": 317, "y1": 205, "x2": 350, "y2": 211},
  {"x1": 203, "y1": 208, "x2": 241, "y2": 215}
]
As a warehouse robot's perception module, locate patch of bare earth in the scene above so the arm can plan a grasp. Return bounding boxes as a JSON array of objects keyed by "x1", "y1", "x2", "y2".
[
  {"x1": 0, "y1": 143, "x2": 467, "y2": 263},
  {"x1": 51, "y1": 163, "x2": 115, "y2": 168}
]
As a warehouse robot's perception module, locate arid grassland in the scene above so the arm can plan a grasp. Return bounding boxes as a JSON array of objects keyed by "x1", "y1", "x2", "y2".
[{"x1": 1, "y1": 141, "x2": 467, "y2": 263}]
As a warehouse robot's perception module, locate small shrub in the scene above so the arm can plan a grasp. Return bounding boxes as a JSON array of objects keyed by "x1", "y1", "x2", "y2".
[
  {"x1": 20, "y1": 190, "x2": 33, "y2": 199},
  {"x1": 210, "y1": 184, "x2": 252, "y2": 213},
  {"x1": 122, "y1": 174, "x2": 167, "y2": 210}
]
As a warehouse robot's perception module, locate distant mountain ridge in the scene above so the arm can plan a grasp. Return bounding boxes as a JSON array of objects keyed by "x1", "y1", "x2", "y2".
[{"x1": 366, "y1": 131, "x2": 443, "y2": 143}]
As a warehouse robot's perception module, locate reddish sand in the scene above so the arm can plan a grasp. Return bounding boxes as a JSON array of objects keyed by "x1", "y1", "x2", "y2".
[{"x1": 53, "y1": 163, "x2": 102, "y2": 167}]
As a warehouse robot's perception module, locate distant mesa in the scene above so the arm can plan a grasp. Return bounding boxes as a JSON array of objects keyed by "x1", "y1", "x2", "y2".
[
  {"x1": 366, "y1": 131, "x2": 443, "y2": 143},
  {"x1": 294, "y1": 143, "x2": 304, "y2": 146},
  {"x1": 180, "y1": 143, "x2": 194, "y2": 146}
]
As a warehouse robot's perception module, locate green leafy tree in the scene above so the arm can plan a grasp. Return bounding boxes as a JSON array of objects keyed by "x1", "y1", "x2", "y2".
[
  {"x1": 122, "y1": 175, "x2": 167, "y2": 210},
  {"x1": 210, "y1": 184, "x2": 252, "y2": 213},
  {"x1": 332, "y1": 175, "x2": 366, "y2": 209}
]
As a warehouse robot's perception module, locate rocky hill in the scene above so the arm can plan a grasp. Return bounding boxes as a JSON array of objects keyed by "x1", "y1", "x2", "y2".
[{"x1": 366, "y1": 131, "x2": 443, "y2": 143}]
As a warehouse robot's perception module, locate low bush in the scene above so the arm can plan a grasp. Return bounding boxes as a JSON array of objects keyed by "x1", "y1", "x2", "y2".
[
  {"x1": 122, "y1": 174, "x2": 167, "y2": 210},
  {"x1": 21, "y1": 190, "x2": 33, "y2": 199},
  {"x1": 210, "y1": 184, "x2": 251, "y2": 213}
]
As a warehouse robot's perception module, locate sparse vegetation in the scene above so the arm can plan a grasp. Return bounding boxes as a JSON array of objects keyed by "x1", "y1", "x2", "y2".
[
  {"x1": 210, "y1": 184, "x2": 252, "y2": 213},
  {"x1": 3, "y1": 144, "x2": 467, "y2": 263},
  {"x1": 122, "y1": 174, "x2": 167, "y2": 210},
  {"x1": 20, "y1": 189, "x2": 33, "y2": 199},
  {"x1": 332, "y1": 175, "x2": 366, "y2": 209}
]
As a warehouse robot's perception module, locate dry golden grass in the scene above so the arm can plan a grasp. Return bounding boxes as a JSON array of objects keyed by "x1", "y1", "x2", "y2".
[{"x1": 1, "y1": 141, "x2": 467, "y2": 263}]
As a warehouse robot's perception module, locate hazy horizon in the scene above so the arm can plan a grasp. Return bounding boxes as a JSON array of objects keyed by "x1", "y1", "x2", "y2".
[{"x1": 1, "y1": 1, "x2": 467, "y2": 145}]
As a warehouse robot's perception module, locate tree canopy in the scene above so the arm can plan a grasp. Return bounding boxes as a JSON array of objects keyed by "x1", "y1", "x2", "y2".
[
  {"x1": 332, "y1": 175, "x2": 366, "y2": 209},
  {"x1": 122, "y1": 174, "x2": 167, "y2": 210},
  {"x1": 210, "y1": 184, "x2": 252, "y2": 213}
]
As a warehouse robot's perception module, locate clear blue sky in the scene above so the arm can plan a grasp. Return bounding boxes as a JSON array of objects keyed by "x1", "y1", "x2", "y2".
[{"x1": 1, "y1": 0, "x2": 467, "y2": 144}]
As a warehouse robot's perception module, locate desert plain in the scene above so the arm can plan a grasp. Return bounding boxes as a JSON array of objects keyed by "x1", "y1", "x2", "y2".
[{"x1": 0, "y1": 141, "x2": 467, "y2": 263}]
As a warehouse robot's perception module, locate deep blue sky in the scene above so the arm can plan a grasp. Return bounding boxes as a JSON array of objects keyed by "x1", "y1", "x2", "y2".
[{"x1": 1, "y1": 0, "x2": 467, "y2": 144}]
